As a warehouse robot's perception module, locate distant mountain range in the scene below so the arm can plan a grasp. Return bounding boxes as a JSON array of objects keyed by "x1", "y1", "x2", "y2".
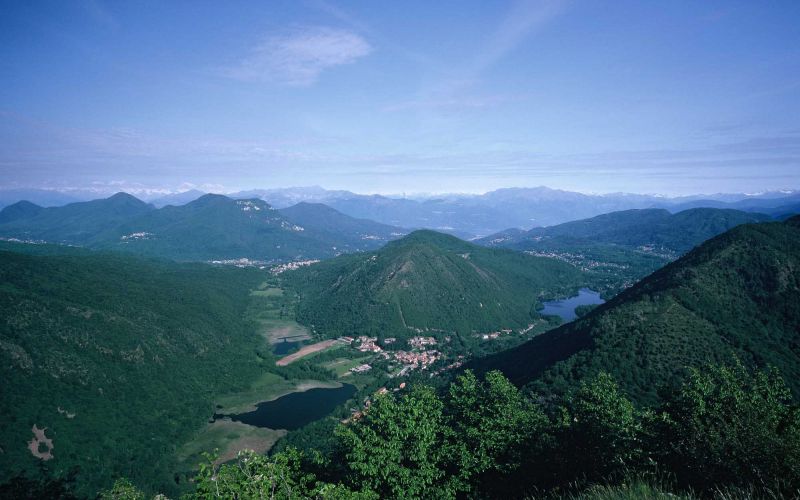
[
  {"x1": 149, "y1": 189, "x2": 207, "y2": 208},
  {"x1": 248, "y1": 187, "x2": 798, "y2": 237},
  {"x1": 472, "y1": 216, "x2": 800, "y2": 404},
  {"x1": 284, "y1": 230, "x2": 585, "y2": 339},
  {"x1": 0, "y1": 193, "x2": 406, "y2": 262},
  {"x1": 3, "y1": 186, "x2": 797, "y2": 237}
]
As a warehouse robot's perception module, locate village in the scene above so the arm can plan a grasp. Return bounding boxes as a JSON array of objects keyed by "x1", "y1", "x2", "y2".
[
  {"x1": 336, "y1": 335, "x2": 443, "y2": 377},
  {"x1": 269, "y1": 259, "x2": 320, "y2": 274}
]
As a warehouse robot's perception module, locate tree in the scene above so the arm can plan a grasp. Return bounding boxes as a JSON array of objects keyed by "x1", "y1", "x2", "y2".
[
  {"x1": 335, "y1": 386, "x2": 455, "y2": 499},
  {"x1": 446, "y1": 370, "x2": 547, "y2": 493},
  {"x1": 99, "y1": 479, "x2": 146, "y2": 500},
  {"x1": 560, "y1": 372, "x2": 645, "y2": 484},
  {"x1": 186, "y1": 449, "x2": 372, "y2": 500},
  {"x1": 652, "y1": 361, "x2": 800, "y2": 494}
]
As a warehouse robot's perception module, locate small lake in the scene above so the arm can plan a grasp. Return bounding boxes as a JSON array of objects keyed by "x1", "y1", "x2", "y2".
[
  {"x1": 540, "y1": 288, "x2": 605, "y2": 322},
  {"x1": 214, "y1": 384, "x2": 357, "y2": 430},
  {"x1": 272, "y1": 341, "x2": 300, "y2": 355}
]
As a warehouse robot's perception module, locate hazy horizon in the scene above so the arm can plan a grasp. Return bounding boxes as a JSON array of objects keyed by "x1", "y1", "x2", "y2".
[{"x1": 2, "y1": 182, "x2": 799, "y2": 203}]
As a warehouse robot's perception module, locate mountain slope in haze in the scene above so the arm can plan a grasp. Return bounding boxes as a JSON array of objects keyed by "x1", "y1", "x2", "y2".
[
  {"x1": 0, "y1": 193, "x2": 155, "y2": 244},
  {"x1": 666, "y1": 191, "x2": 800, "y2": 213},
  {"x1": 766, "y1": 202, "x2": 800, "y2": 220},
  {"x1": 473, "y1": 217, "x2": 800, "y2": 404},
  {"x1": 0, "y1": 245, "x2": 267, "y2": 496},
  {"x1": 284, "y1": 230, "x2": 585, "y2": 339},
  {"x1": 278, "y1": 202, "x2": 407, "y2": 249},
  {"x1": 0, "y1": 200, "x2": 44, "y2": 225},
  {"x1": 149, "y1": 189, "x2": 205, "y2": 208},
  {"x1": 0, "y1": 189, "x2": 81, "y2": 209}
]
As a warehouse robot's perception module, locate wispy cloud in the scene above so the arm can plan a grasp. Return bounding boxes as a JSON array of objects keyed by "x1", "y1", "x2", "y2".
[
  {"x1": 383, "y1": 0, "x2": 566, "y2": 113},
  {"x1": 224, "y1": 26, "x2": 372, "y2": 86},
  {"x1": 382, "y1": 93, "x2": 527, "y2": 112},
  {"x1": 469, "y1": 0, "x2": 566, "y2": 77}
]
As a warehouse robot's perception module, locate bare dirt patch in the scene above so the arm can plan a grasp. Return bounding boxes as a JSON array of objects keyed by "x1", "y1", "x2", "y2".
[
  {"x1": 261, "y1": 321, "x2": 311, "y2": 344},
  {"x1": 28, "y1": 425, "x2": 53, "y2": 460},
  {"x1": 177, "y1": 419, "x2": 287, "y2": 466},
  {"x1": 276, "y1": 339, "x2": 339, "y2": 366},
  {"x1": 211, "y1": 421, "x2": 287, "y2": 465}
]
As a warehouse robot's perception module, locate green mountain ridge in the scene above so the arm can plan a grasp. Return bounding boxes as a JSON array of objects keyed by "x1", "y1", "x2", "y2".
[
  {"x1": 0, "y1": 193, "x2": 407, "y2": 262},
  {"x1": 285, "y1": 230, "x2": 585, "y2": 339},
  {"x1": 475, "y1": 207, "x2": 772, "y2": 296},
  {"x1": 480, "y1": 207, "x2": 771, "y2": 254},
  {"x1": 472, "y1": 216, "x2": 800, "y2": 404},
  {"x1": 0, "y1": 193, "x2": 154, "y2": 243}
]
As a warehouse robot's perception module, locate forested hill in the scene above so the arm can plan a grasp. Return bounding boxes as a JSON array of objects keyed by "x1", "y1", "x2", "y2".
[
  {"x1": 480, "y1": 207, "x2": 771, "y2": 254},
  {"x1": 0, "y1": 193, "x2": 405, "y2": 262},
  {"x1": 0, "y1": 193, "x2": 154, "y2": 243},
  {"x1": 472, "y1": 216, "x2": 800, "y2": 404},
  {"x1": 284, "y1": 230, "x2": 584, "y2": 340},
  {"x1": 0, "y1": 246, "x2": 268, "y2": 496},
  {"x1": 91, "y1": 194, "x2": 345, "y2": 261}
]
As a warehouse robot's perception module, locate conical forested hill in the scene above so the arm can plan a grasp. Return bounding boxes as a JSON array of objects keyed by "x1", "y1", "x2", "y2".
[
  {"x1": 285, "y1": 230, "x2": 585, "y2": 339},
  {"x1": 473, "y1": 216, "x2": 800, "y2": 404},
  {"x1": 0, "y1": 200, "x2": 44, "y2": 225}
]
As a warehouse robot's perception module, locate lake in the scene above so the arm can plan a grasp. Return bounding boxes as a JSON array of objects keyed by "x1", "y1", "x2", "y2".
[
  {"x1": 540, "y1": 288, "x2": 605, "y2": 322},
  {"x1": 272, "y1": 341, "x2": 300, "y2": 355},
  {"x1": 213, "y1": 384, "x2": 357, "y2": 430}
]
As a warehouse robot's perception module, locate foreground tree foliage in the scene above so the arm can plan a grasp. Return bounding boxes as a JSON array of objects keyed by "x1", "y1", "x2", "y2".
[
  {"x1": 104, "y1": 364, "x2": 800, "y2": 499},
  {"x1": 335, "y1": 386, "x2": 452, "y2": 499},
  {"x1": 651, "y1": 361, "x2": 800, "y2": 493},
  {"x1": 558, "y1": 372, "x2": 646, "y2": 485}
]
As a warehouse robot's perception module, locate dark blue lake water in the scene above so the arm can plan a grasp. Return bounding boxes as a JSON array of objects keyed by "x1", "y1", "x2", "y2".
[
  {"x1": 272, "y1": 341, "x2": 300, "y2": 355},
  {"x1": 540, "y1": 288, "x2": 605, "y2": 322},
  {"x1": 214, "y1": 384, "x2": 357, "y2": 430}
]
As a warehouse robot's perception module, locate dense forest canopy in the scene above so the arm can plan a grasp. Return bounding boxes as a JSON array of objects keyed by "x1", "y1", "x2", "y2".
[{"x1": 0, "y1": 244, "x2": 271, "y2": 496}]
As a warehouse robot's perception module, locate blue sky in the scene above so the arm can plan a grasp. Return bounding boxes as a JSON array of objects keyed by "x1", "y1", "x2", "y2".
[{"x1": 1, "y1": 0, "x2": 799, "y2": 196}]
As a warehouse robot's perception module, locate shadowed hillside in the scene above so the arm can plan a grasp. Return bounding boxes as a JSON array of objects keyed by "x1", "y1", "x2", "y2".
[{"x1": 472, "y1": 216, "x2": 800, "y2": 404}]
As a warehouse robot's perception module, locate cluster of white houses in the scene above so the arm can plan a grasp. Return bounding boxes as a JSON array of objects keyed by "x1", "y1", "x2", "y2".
[{"x1": 341, "y1": 335, "x2": 442, "y2": 376}]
